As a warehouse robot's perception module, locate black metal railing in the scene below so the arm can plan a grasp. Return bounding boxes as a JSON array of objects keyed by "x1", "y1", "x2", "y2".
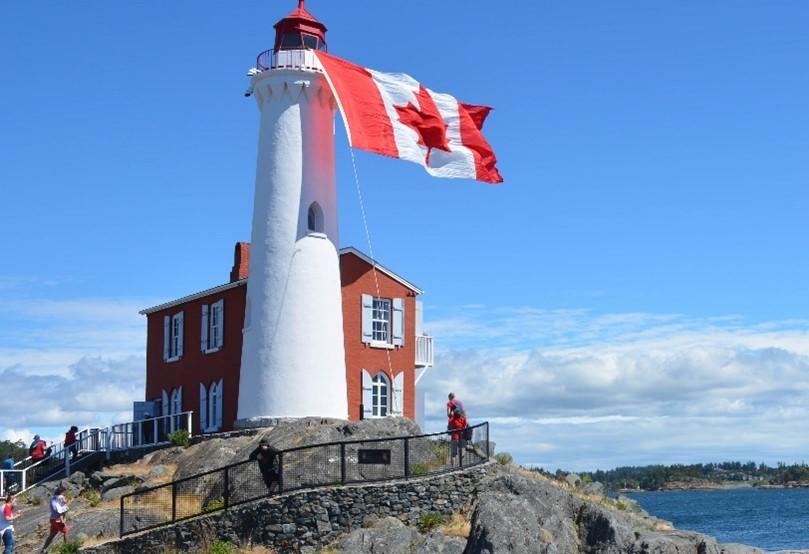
[{"x1": 120, "y1": 421, "x2": 490, "y2": 537}]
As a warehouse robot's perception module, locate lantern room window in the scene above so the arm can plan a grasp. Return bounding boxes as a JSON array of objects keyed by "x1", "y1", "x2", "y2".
[{"x1": 278, "y1": 32, "x2": 326, "y2": 51}]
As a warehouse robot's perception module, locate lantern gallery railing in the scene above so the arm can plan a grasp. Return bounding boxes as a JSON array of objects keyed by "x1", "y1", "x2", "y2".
[
  {"x1": 119, "y1": 422, "x2": 491, "y2": 537},
  {"x1": 255, "y1": 49, "x2": 323, "y2": 72}
]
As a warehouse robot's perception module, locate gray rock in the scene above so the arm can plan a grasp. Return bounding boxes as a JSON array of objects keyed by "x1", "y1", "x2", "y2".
[
  {"x1": 581, "y1": 481, "x2": 605, "y2": 498},
  {"x1": 616, "y1": 494, "x2": 644, "y2": 513},
  {"x1": 333, "y1": 516, "x2": 462, "y2": 554},
  {"x1": 102, "y1": 484, "x2": 135, "y2": 502},
  {"x1": 101, "y1": 475, "x2": 138, "y2": 493},
  {"x1": 564, "y1": 472, "x2": 581, "y2": 488}
]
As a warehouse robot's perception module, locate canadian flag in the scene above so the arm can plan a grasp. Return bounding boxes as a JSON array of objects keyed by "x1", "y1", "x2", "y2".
[{"x1": 315, "y1": 52, "x2": 503, "y2": 184}]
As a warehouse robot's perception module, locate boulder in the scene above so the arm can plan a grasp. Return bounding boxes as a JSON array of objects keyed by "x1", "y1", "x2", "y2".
[
  {"x1": 581, "y1": 481, "x2": 605, "y2": 498},
  {"x1": 564, "y1": 473, "x2": 581, "y2": 488},
  {"x1": 102, "y1": 484, "x2": 135, "y2": 502},
  {"x1": 331, "y1": 516, "x2": 464, "y2": 554}
]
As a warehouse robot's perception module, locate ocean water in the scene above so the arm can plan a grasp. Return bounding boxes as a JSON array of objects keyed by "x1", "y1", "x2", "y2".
[{"x1": 625, "y1": 488, "x2": 809, "y2": 551}]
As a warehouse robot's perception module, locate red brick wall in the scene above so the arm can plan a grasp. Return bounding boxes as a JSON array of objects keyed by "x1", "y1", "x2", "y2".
[
  {"x1": 340, "y1": 253, "x2": 417, "y2": 421},
  {"x1": 144, "y1": 248, "x2": 419, "y2": 430},
  {"x1": 144, "y1": 283, "x2": 246, "y2": 434}
]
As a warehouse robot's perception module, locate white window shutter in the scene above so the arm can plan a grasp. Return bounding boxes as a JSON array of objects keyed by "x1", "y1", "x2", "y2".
[
  {"x1": 392, "y1": 298, "x2": 404, "y2": 347},
  {"x1": 362, "y1": 369, "x2": 373, "y2": 418},
  {"x1": 216, "y1": 379, "x2": 223, "y2": 429},
  {"x1": 361, "y1": 294, "x2": 373, "y2": 344},
  {"x1": 161, "y1": 390, "x2": 169, "y2": 417},
  {"x1": 201, "y1": 304, "x2": 209, "y2": 352},
  {"x1": 216, "y1": 300, "x2": 224, "y2": 348},
  {"x1": 176, "y1": 312, "x2": 184, "y2": 358},
  {"x1": 392, "y1": 372, "x2": 404, "y2": 416},
  {"x1": 176, "y1": 386, "x2": 183, "y2": 414},
  {"x1": 163, "y1": 316, "x2": 170, "y2": 361},
  {"x1": 199, "y1": 383, "x2": 208, "y2": 432}
]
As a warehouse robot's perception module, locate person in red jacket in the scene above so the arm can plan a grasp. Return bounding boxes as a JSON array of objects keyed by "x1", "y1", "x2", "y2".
[
  {"x1": 29, "y1": 436, "x2": 50, "y2": 462},
  {"x1": 448, "y1": 407, "x2": 468, "y2": 466},
  {"x1": 64, "y1": 426, "x2": 79, "y2": 461}
]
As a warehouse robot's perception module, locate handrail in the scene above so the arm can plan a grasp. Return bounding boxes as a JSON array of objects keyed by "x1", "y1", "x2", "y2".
[
  {"x1": 0, "y1": 411, "x2": 194, "y2": 496},
  {"x1": 120, "y1": 421, "x2": 490, "y2": 537}
]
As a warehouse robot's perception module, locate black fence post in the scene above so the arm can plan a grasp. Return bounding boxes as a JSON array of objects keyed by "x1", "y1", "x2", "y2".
[
  {"x1": 340, "y1": 443, "x2": 346, "y2": 484},
  {"x1": 119, "y1": 495, "x2": 124, "y2": 537},
  {"x1": 278, "y1": 452, "x2": 284, "y2": 493},
  {"x1": 459, "y1": 432, "x2": 464, "y2": 468},
  {"x1": 223, "y1": 466, "x2": 230, "y2": 509},
  {"x1": 404, "y1": 438, "x2": 410, "y2": 479},
  {"x1": 485, "y1": 423, "x2": 490, "y2": 460},
  {"x1": 171, "y1": 481, "x2": 177, "y2": 523}
]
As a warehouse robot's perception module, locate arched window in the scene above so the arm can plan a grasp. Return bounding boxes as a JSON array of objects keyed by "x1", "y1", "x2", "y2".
[
  {"x1": 372, "y1": 373, "x2": 389, "y2": 417},
  {"x1": 307, "y1": 202, "x2": 323, "y2": 233}
]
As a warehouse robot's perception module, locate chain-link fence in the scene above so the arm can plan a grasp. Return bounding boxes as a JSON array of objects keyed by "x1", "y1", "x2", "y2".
[{"x1": 120, "y1": 421, "x2": 490, "y2": 537}]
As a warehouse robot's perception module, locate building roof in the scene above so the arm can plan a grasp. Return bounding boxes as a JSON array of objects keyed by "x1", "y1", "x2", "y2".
[{"x1": 139, "y1": 246, "x2": 422, "y2": 315}]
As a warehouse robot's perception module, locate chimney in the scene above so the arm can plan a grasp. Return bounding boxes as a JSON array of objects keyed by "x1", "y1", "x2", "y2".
[{"x1": 230, "y1": 242, "x2": 251, "y2": 282}]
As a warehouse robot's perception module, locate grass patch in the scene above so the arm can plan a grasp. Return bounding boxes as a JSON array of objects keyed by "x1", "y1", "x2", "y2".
[
  {"x1": 80, "y1": 488, "x2": 102, "y2": 507},
  {"x1": 208, "y1": 541, "x2": 236, "y2": 554},
  {"x1": 53, "y1": 541, "x2": 83, "y2": 554},
  {"x1": 418, "y1": 512, "x2": 446, "y2": 533},
  {"x1": 204, "y1": 498, "x2": 225, "y2": 512},
  {"x1": 494, "y1": 452, "x2": 513, "y2": 465},
  {"x1": 440, "y1": 512, "x2": 471, "y2": 538}
]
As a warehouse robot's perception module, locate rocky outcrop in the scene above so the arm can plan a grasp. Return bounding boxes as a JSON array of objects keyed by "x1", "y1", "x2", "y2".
[
  {"x1": 333, "y1": 516, "x2": 465, "y2": 554},
  {"x1": 465, "y1": 471, "x2": 764, "y2": 554}
]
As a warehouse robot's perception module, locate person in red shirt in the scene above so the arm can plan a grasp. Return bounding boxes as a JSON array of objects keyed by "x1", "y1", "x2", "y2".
[
  {"x1": 448, "y1": 407, "x2": 468, "y2": 466},
  {"x1": 64, "y1": 426, "x2": 79, "y2": 461},
  {"x1": 1, "y1": 493, "x2": 22, "y2": 554},
  {"x1": 446, "y1": 393, "x2": 465, "y2": 420},
  {"x1": 29, "y1": 436, "x2": 49, "y2": 462}
]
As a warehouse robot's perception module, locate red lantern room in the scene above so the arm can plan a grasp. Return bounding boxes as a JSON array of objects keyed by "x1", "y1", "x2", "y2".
[{"x1": 273, "y1": 0, "x2": 328, "y2": 52}]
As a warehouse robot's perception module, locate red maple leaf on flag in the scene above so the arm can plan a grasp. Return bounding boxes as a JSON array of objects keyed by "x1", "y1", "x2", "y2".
[{"x1": 394, "y1": 85, "x2": 451, "y2": 166}]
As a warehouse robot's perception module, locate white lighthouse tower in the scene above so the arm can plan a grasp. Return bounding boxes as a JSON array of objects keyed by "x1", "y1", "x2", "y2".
[{"x1": 237, "y1": 1, "x2": 348, "y2": 425}]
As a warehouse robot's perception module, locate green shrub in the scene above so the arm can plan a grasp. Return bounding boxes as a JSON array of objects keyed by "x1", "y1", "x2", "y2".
[
  {"x1": 410, "y1": 463, "x2": 430, "y2": 476},
  {"x1": 207, "y1": 540, "x2": 236, "y2": 554},
  {"x1": 495, "y1": 452, "x2": 513, "y2": 465},
  {"x1": 80, "y1": 488, "x2": 102, "y2": 507},
  {"x1": 418, "y1": 512, "x2": 446, "y2": 532},
  {"x1": 204, "y1": 498, "x2": 225, "y2": 512},
  {"x1": 54, "y1": 541, "x2": 83, "y2": 554},
  {"x1": 29, "y1": 495, "x2": 42, "y2": 506},
  {"x1": 169, "y1": 429, "x2": 191, "y2": 448}
]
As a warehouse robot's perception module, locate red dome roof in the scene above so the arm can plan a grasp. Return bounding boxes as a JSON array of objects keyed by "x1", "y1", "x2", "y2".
[{"x1": 273, "y1": 1, "x2": 327, "y2": 52}]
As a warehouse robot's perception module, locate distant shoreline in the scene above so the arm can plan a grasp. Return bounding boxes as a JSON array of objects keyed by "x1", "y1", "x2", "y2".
[{"x1": 618, "y1": 481, "x2": 809, "y2": 493}]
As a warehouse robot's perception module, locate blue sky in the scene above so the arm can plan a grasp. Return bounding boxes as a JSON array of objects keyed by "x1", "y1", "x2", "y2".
[{"x1": 1, "y1": 1, "x2": 808, "y2": 470}]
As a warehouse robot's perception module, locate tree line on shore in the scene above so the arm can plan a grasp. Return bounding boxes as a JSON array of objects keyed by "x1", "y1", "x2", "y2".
[{"x1": 531, "y1": 461, "x2": 809, "y2": 491}]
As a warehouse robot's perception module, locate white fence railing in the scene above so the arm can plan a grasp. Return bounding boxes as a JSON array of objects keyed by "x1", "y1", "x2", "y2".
[
  {"x1": 256, "y1": 48, "x2": 323, "y2": 72},
  {"x1": 416, "y1": 334, "x2": 434, "y2": 367},
  {"x1": 0, "y1": 411, "x2": 193, "y2": 496}
]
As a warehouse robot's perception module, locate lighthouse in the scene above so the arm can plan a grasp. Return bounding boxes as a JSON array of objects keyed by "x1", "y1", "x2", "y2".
[{"x1": 236, "y1": 1, "x2": 348, "y2": 425}]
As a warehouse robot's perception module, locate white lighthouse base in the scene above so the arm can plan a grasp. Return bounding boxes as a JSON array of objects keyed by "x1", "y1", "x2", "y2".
[{"x1": 236, "y1": 232, "x2": 348, "y2": 423}]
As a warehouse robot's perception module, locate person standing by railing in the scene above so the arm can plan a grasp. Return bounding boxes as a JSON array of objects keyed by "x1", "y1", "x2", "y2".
[
  {"x1": 448, "y1": 407, "x2": 468, "y2": 466},
  {"x1": 1, "y1": 494, "x2": 22, "y2": 553},
  {"x1": 249, "y1": 437, "x2": 281, "y2": 493},
  {"x1": 28, "y1": 436, "x2": 50, "y2": 462},
  {"x1": 447, "y1": 393, "x2": 465, "y2": 419}
]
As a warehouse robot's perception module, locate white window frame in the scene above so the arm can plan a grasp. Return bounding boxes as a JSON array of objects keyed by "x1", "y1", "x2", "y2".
[
  {"x1": 166, "y1": 311, "x2": 184, "y2": 362},
  {"x1": 202, "y1": 299, "x2": 224, "y2": 354},
  {"x1": 371, "y1": 297, "x2": 392, "y2": 346},
  {"x1": 371, "y1": 373, "x2": 390, "y2": 417}
]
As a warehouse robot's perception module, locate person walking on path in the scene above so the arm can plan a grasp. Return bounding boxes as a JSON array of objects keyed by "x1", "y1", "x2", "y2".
[
  {"x1": 1, "y1": 458, "x2": 12, "y2": 471},
  {"x1": 63, "y1": 427, "x2": 79, "y2": 461},
  {"x1": 249, "y1": 437, "x2": 281, "y2": 494},
  {"x1": 448, "y1": 407, "x2": 468, "y2": 467},
  {"x1": 40, "y1": 486, "x2": 69, "y2": 553},
  {"x1": 1, "y1": 494, "x2": 21, "y2": 554}
]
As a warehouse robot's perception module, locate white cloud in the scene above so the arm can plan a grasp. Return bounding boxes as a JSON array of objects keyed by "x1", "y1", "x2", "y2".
[
  {"x1": 421, "y1": 307, "x2": 809, "y2": 471},
  {"x1": 0, "y1": 297, "x2": 148, "y2": 436}
]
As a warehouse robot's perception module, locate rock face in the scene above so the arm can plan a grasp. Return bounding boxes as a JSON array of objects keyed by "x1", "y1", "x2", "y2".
[
  {"x1": 465, "y1": 471, "x2": 765, "y2": 554},
  {"x1": 334, "y1": 516, "x2": 465, "y2": 554}
]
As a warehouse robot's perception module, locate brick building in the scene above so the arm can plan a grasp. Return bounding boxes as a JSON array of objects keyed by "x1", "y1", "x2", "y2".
[{"x1": 139, "y1": 242, "x2": 434, "y2": 434}]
